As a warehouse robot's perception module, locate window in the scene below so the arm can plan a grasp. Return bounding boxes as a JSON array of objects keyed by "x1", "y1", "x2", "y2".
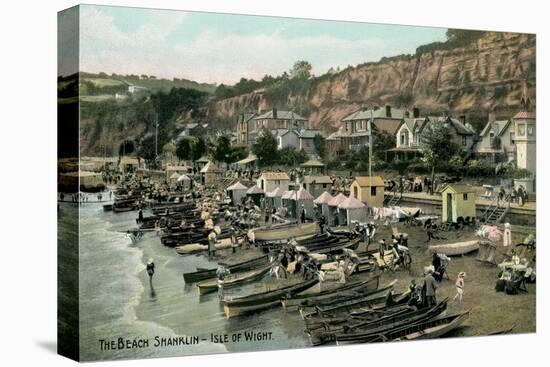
[
  {"x1": 462, "y1": 136, "x2": 467, "y2": 146},
  {"x1": 353, "y1": 186, "x2": 358, "y2": 198},
  {"x1": 510, "y1": 132, "x2": 515, "y2": 144},
  {"x1": 303, "y1": 183, "x2": 307, "y2": 189},
  {"x1": 371, "y1": 187, "x2": 377, "y2": 196},
  {"x1": 322, "y1": 183, "x2": 327, "y2": 188},
  {"x1": 463, "y1": 193, "x2": 468, "y2": 200}
]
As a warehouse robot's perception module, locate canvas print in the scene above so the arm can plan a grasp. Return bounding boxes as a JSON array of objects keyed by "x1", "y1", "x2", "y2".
[{"x1": 57, "y1": 5, "x2": 536, "y2": 362}]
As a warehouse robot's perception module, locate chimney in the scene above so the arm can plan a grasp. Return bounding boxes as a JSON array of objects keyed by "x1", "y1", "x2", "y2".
[
  {"x1": 413, "y1": 107, "x2": 420, "y2": 118},
  {"x1": 385, "y1": 105, "x2": 392, "y2": 118},
  {"x1": 460, "y1": 115, "x2": 466, "y2": 125},
  {"x1": 488, "y1": 112, "x2": 496, "y2": 123},
  {"x1": 272, "y1": 107, "x2": 277, "y2": 119}
]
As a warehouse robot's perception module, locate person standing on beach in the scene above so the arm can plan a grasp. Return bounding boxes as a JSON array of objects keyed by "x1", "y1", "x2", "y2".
[
  {"x1": 146, "y1": 259, "x2": 155, "y2": 279},
  {"x1": 453, "y1": 272, "x2": 466, "y2": 303},
  {"x1": 424, "y1": 267, "x2": 438, "y2": 307},
  {"x1": 503, "y1": 223, "x2": 512, "y2": 247}
]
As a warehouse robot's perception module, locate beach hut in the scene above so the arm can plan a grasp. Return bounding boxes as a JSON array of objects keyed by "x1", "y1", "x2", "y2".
[
  {"x1": 291, "y1": 188, "x2": 315, "y2": 219},
  {"x1": 314, "y1": 191, "x2": 334, "y2": 219},
  {"x1": 338, "y1": 196, "x2": 368, "y2": 227},
  {"x1": 441, "y1": 184, "x2": 477, "y2": 223},
  {"x1": 349, "y1": 176, "x2": 385, "y2": 208},
  {"x1": 266, "y1": 187, "x2": 284, "y2": 209},
  {"x1": 200, "y1": 161, "x2": 221, "y2": 186},
  {"x1": 281, "y1": 190, "x2": 295, "y2": 213},
  {"x1": 246, "y1": 185, "x2": 265, "y2": 206},
  {"x1": 176, "y1": 173, "x2": 192, "y2": 190},
  {"x1": 195, "y1": 156, "x2": 210, "y2": 171},
  {"x1": 227, "y1": 181, "x2": 248, "y2": 205},
  {"x1": 303, "y1": 175, "x2": 333, "y2": 198},
  {"x1": 327, "y1": 193, "x2": 347, "y2": 226},
  {"x1": 257, "y1": 172, "x2": 291, "y2": 192}
]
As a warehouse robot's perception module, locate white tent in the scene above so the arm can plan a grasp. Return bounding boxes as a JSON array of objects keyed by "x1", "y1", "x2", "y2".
[
  {"x1": 314, "y1": 191, "x2": 334, "y2": 218},
  {"x1": 328, "y1": 193, "x2": 347, "y2": 226},
  {"x1": 338, "y1": 196, "x2": 367, "y2": 227},
  {"x1": 291, "y1": 188, "x2": 315, "y2": 220},
  {"x1": 227, "y1": 181, "x2": 248, "y2": 205},
  {"x1": 266, "y1": 187, "x2": 284, "y2": 209}
]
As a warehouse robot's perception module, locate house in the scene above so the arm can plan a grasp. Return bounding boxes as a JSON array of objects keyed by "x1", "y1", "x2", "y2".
[
  {"x1": 176, "y1": 123, "x2": 207, "y2": 140},
  {"x1": 302, "y1": 175, "x2": 332, "y2": 198},
  {"x1": 440, "y1": 185, "x2": 476, "y2": 223},
  {"x1": 274, "y1": 129, "x2": 300, "y2": 150},
  {"x1": 328, "y1": 105, "x2": 408, "y2": 153},
  {"x1": 349, "y1": 176, "x2": 385, "y2": 208},
  {"x1": 253, "y1": 108, "x2": 308, "y2": 130},
  {"x1": 236, "y1": 112, "x2": 257, "y2": 146},
  {"x1": 388, "y1": 114, "x2": 477, "y2": 160},
  {"x1": 257, "y1": 172, "x2": 290, "y2": 192},
  {"x1": 128, "y1": 85, "x2": 148, "y2": 94},
  {"x1": 474, "y1": 114, "x2": 515, "y2": 162},
  {"x1": 298, "y1": 129, "x2": 321, "y2": 154}
]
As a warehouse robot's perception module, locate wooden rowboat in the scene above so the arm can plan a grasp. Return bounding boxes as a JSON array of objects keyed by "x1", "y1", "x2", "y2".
[
  {"x1": 389, "y1": 310, "x2": 470, "y2": 341},
  {"x1": 196, "y1": 264, "x2": 272, "y2": 295},
  {"x1": 183, "y1": 255, "x2": 269, "y2": 283},
  {"x1": 281, "y1": 276, "x2": 380, "y2": 311},
  {"x1": 253, "y1": 222, "x2": 318, "y2": 241},
  {"x1": 223, "y1": 278, "x2": 319, "y2": 318},
  {"x1": 428, "y1": 240, "x2": 480, "y2": 256}
]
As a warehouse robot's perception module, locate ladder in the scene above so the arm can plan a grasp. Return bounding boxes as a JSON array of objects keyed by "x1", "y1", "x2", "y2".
[{"x1": 482, "y1": 199, "x2": 509, "y2": 224}]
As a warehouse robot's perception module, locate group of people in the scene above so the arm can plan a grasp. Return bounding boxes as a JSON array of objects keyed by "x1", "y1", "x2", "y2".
[
  {"x1": 497, "y1": 185, "x2": 528, "y2": 206},
  {"x1": 377, "y1": 233, "x2": 410, "y2": 270},
  {"x1": 408, "y1": 265, "x2": 466, "y2": 309}
]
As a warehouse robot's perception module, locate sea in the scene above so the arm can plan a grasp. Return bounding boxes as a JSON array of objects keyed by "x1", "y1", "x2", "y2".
[{"x1": 60, "y1": 198, "x2": 309, "y2": 361}]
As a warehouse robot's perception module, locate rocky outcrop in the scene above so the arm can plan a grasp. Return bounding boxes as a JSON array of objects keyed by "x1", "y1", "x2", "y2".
[{"x1": 207, "y1": 32, "x2": 536, "y2": 131}]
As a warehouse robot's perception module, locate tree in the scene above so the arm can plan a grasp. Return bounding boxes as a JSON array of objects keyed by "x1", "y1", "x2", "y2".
[
  {"x1": 313, "y1": 134, "x2": 328, "y2": 161},
  {"x1": 190, "y1": 137, "x2": 207, "y2": 163},
  {"x1": 290, "y1": 60, "x2": 313, "y2": 80},
  {"x1": 212, "y1": 135, "x2": 233, "y2": 166},
  {"x1": 176, "y1": 138, "x2": 192, "y2": 161},
  {"x1": 372, "y1": 129, "x2": 395, "y2": 161},
  {"x1": 252, "y1": 130, "x2": 279, "y2": 167},
  {"x1": 421, "y1": 123, "x2": 460, "y2": 194},
  {"x1": 278, "y1": 147, "x2": 307, "y2": 166}
]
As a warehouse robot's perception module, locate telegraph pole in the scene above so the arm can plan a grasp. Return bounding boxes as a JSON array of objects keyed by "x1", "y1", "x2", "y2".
[{"x1": 368, "y1": 108, "x2": 373, "y2": 177}]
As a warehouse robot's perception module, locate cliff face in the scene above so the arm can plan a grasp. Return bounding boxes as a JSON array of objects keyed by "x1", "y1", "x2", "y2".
[{"x1": 207, "y1": 32, "x2": 536, "y2": 130}]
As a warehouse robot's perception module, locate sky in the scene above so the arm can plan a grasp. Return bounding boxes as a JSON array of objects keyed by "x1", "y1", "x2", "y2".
[{"x1": 59, "y1": 5, "x2": 448, "y2": 85}]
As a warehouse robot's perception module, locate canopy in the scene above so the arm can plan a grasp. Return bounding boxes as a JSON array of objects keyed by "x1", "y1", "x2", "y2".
[
  {"x1": 314, "y1": 191, "x2": 334, "y2": 205},
  {"x1": 177, "y1": 174, "x2": 191, "y2": 182},
  {"x1": 236, "y1": 154, "x2": 257, "y2": 165},
  {"x1": 338, "y1": 196, "x2": 366, "y2": 210},
  {"x1": 291, "y1": 188, "x2": 314, "y2": 201},
  {"x1": 266, "y1": 187, "x2": 284, "y2": 198},
  {"x1": 246, "y1": 185, "x2": 264, "y2": 194},
  {"x1": 328, "y1": 193, "x2": 347, "y2": 207},
  {"x1": 281, "y1": 190, "x2": 295, "y2": 200},
  {"x1": 227, "y1": 181, "x2": 248, "y2": 191}
]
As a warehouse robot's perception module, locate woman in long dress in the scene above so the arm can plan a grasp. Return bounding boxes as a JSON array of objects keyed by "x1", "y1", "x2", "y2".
[{"x1": 503, "y1": 223, "x2": 512, "y2": 247}]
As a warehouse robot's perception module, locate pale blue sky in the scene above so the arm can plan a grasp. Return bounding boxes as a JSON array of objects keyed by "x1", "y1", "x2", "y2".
[{"x1": 69, "y1": 5, "x2": 448, "y2": 84}]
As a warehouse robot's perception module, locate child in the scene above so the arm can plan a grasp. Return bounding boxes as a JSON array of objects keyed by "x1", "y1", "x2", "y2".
[{"x1": 453, "y1": 272, "x2": 466, "y2": 303}]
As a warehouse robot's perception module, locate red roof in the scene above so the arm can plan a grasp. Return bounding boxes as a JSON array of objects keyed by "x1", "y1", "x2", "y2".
[{"x1": 513, "y1": 111, "x2": 536, "y2": 119}]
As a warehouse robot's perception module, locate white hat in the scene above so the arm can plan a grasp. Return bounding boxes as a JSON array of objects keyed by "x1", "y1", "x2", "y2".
[{"x1": 147, "y1": 258, "x2": 154, "y2": 264}]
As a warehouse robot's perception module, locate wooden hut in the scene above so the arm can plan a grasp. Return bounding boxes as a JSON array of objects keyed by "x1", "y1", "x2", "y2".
[
  {"x1": 338, "y1": 196, "x2": 367, "y2": 227},
  {"x1": 227, "y1": 181, "x2": 248, "y2": 205},
  {"x1": 200, "y1": 161, "x2": 220, "y2": 186},
  {"x1": 303, "y1": 175, "x2": 333, "y2": 198},
  {"x1": 441, "y1": 184, "x2": 477, "y2": 223},
  {"x1": 266, "y1": 187, "x2": 284, "y2": 209},
  {"x1": 176, "y1": 173, "x2": 192, "y2": 190},
  {"x1": 300, "y1": 159, "x2": 326, "y2": 175},
  {"x1": 349, "y1": 176, "x2": 385, "y2": 208},
  {"x1": 313, "y1": 191, "x2": 334, "y2": 219},
  {"x1": 327, "y1": 193, "x2": 347, "y2": 226},
  {"x1": 246, "y1": 185, "x2": 265, "y2": 206},
  {"x1": 257, "y1": 172, "x2": 290, "y2": 192}
]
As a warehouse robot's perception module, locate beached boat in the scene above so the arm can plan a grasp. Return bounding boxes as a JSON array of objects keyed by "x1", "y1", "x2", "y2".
[
  {"x1": 428, "y1": 240, "x2": 480, "y2": 256},
  {"x1": 196, "y1": 264, "x2": 272, "y2": 295},
  {"x1": 331, "y1": 300, "x2": 449, "y2": 345},
  {"x1": 392, "y1": 310, "x2": 470, "y2": 341},
  {"x1": 281, "y1": 276, "x2": 380, "y2": 311},
  {"x1": 183, "y1": 255, "x2": 269, "y2": 283},
  {"x1": 308, "y1": 301, "x2": 447, "y2": 345},
  {"x1": 253, "y1": 222, "x2": 318, "y2": 241},
  {"x1": 223, "y1": 278, "x2": 319, "y2": 318}
]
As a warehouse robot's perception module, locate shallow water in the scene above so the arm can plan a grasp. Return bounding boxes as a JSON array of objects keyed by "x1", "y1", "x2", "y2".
[{"x1": 70, "y1": 200, "x2": 309, "y2": 361}]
